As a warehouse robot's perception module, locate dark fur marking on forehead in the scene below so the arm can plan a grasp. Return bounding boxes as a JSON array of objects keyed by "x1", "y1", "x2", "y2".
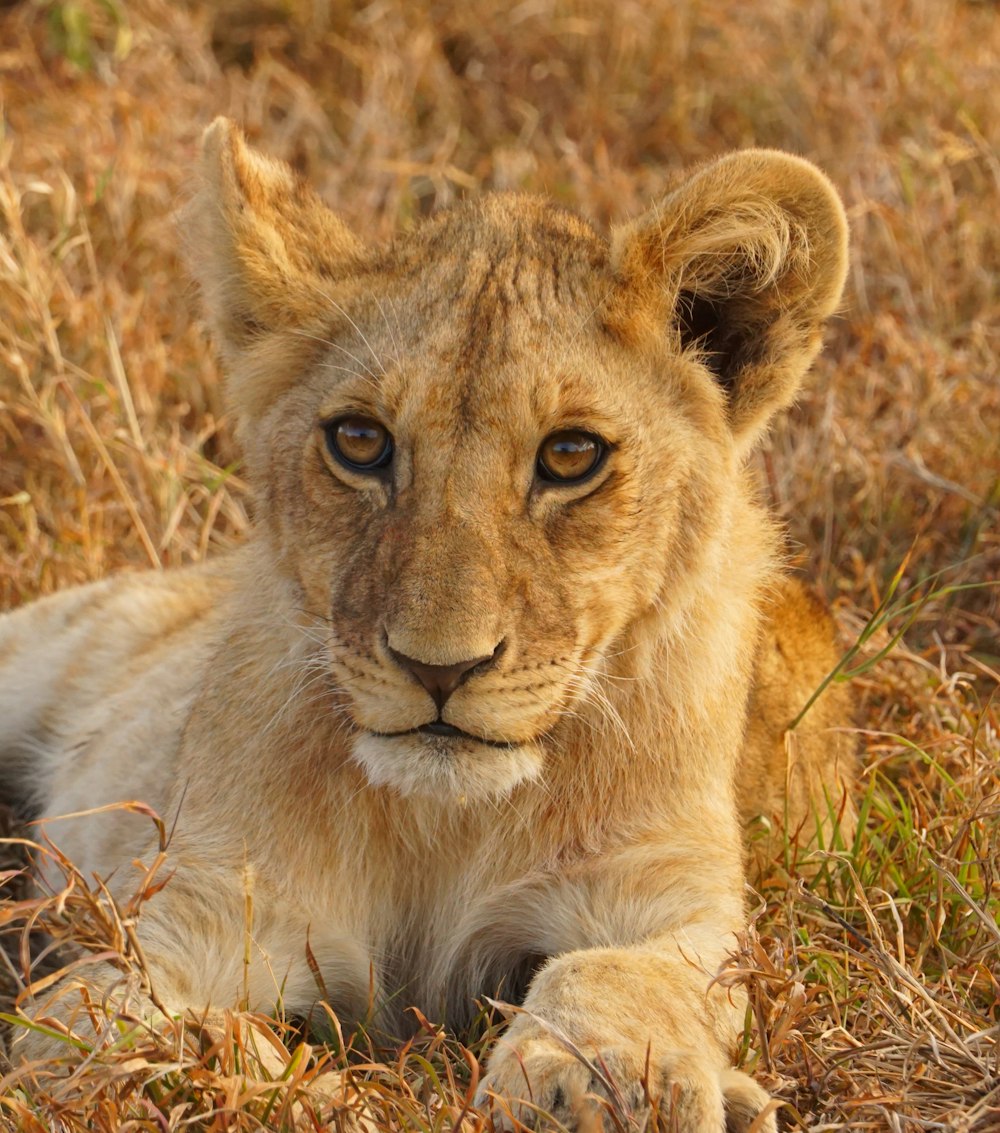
[
  {"x1": 454, "y1": 257, "x2": 510, "y2": 432},
  {"x1": 388, "y1": 194, "x2": 609, "y2": 279},
  {"x1": 367, "y1": 195, "x2": 614, "y2": 432}
]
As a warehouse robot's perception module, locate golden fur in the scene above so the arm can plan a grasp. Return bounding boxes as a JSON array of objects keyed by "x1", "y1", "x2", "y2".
[{"x1": 0, "y1": 120, "x2": 855, "y2": 1130}]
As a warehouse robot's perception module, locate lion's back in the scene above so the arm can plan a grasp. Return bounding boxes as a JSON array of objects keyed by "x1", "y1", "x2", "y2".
[{"x1": 0, "y1": 557, "x2": 237, "y2": 872}]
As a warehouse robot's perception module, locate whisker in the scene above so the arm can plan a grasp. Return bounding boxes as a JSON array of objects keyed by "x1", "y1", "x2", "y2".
[
  {"x1": 258, "y1": 668, "x2": 337, "y2": 738},
  {"x1": 374, "y1": 296, "x2": 401, "y2": 368},
  {"x1": 318, "y1": 291, "x2": 387, "y2": 377},
  {"x1": 561, "y1": 668, "x2": 638, "y2": 756},
  {"x1": 291, "y1": 328, "x2": 381, "y2": 383}
]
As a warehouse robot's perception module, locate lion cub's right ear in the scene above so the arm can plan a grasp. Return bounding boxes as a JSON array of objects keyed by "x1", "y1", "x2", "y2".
[
  {"x1": 609, "y1": 150, "x2": 849, "y2": 455},
  {"x1": 184, "y1": 119, "x2": 366, "y2": 364}
]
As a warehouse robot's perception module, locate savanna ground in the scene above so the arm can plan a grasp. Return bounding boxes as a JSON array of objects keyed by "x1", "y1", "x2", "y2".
[{"x1": 0, "y1": 0, "x2": 997, "y2": 1129}]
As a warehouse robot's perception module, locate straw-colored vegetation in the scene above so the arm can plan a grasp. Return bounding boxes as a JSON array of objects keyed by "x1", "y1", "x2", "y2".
[{"x1": 1, "y1": 0, "x2": 997, "y2": 1129}]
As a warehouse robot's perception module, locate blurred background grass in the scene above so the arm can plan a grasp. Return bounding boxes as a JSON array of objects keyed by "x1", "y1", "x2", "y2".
[{"x1": 0, "y1": 1, "x2": 997, "y2": 1128}]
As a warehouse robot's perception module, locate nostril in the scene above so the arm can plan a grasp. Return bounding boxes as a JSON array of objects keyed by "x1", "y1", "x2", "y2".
[{"x1": 387, "y1": 640, "x2": 504, "y2": 712}]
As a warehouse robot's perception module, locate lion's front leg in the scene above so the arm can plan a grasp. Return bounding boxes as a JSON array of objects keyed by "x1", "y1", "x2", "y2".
[
  {"x1": 9, "y1": 861, "x2": 370, "y2": 1071},
  {"x1": 473, "y1": 816, "x2": 774, "y2": 1133},
  {"x1": 477, "y1": 941, "x2": 774, "y2": 1132}
]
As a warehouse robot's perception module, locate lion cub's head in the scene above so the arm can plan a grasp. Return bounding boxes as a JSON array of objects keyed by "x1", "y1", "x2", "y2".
[{"x1": 187, "y1": 120, "x2": 847, "y2": 801}]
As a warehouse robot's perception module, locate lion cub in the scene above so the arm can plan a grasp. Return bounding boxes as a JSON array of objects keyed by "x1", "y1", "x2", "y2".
[{"x1": 0, "y1": 121, "x2": 855, "y2": 1130}]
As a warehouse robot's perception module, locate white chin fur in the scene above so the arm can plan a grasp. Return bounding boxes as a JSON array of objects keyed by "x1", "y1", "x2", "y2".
[{"x1": 350, "y1": 732, "x2": 543, "y2": 800}]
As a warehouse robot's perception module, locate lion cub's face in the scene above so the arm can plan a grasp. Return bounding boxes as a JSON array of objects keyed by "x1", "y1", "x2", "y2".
[
  {"x1": 282, "y1": 201, "x2": 725, "y2": 800},
  {"x1": 191, "y1": 122, "x2": 848, "y2": 800}
]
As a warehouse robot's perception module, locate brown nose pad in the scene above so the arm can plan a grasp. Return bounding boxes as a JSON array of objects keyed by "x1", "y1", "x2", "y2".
[{"x1": 388, "y1": 643, "x2": 502, "y2": 713}]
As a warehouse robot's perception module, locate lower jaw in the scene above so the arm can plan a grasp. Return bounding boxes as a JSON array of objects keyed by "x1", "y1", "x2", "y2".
[
  {"x1": 372, "y1": 721, "x2": 520, "y2": 749},
  {"x1": 349, "y1": 730, "x2": 543, "y2": 802}
]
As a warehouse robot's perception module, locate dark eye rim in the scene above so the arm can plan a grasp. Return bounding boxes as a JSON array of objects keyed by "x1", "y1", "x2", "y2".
[
  {"x1": 321, "y1": 415, "x2": 394, "y2": 473},
  {"x1": 535, "y1": 430, "x2": 610, "y2": 485}
]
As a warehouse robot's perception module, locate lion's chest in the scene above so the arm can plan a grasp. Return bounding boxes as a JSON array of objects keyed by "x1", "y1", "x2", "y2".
[
  {"x1": 303, "y1": 792, "x2": 618, "y2": 1032},
  {"x1": 381, "y1": 884, "x2": 556, "y2": 1031},
  {"x1": 342, "y1": 857, "x2": 576, "y2": 1033}
]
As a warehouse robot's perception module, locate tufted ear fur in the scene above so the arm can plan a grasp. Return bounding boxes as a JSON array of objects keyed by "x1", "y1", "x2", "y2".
[
  {"x1": 183, "y1": 118, "x2": 366, "y2": 365},
  {"x1": 609, "y1": 150, "x2": 848, "y2": 453}
]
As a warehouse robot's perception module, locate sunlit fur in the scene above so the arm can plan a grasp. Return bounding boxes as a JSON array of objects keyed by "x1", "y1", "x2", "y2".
[{"x1": 0, "y1": 120, "x2": 855, "y2": 1131}]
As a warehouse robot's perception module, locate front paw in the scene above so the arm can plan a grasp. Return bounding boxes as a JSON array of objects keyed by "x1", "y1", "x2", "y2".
[{"x1": 475, "y1": 1018, "x2": 776, "y2": 1133}]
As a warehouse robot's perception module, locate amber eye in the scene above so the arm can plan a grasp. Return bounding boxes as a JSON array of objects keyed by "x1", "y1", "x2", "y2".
[
  {"x1": 324, "y1": 415, "x2": 393, "y2": 472},
  {"x1": 536, "y1": 430, "x2": 606, "y2": 484}
]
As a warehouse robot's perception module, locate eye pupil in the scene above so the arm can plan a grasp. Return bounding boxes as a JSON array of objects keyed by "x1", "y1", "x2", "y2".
[
  {"x1": 537, "y1": 431, "x2": 605, "y2": 484},
  {"x1": 325, "y1": 416, "x2": 393, "y2": 471}
]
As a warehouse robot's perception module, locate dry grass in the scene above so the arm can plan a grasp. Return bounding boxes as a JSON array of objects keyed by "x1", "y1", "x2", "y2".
[{"x1": 0, "y1": 0, "x2": 998, "y2": 1128}]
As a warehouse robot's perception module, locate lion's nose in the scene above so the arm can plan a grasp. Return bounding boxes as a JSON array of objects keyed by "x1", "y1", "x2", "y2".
[{"x1": 388, "y1": 643, "x2": 502, "y2": 712}]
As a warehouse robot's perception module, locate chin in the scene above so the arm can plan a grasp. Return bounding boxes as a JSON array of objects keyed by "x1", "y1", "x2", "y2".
[{"x1": 350, "y1": 730, "x2": 544, "y2": 801}]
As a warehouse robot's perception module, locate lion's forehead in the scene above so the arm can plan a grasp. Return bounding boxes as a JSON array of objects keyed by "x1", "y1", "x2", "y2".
[
  {"x1": 382, "y1": 196, "x2": 611, "y2": 340},
  {"x1": 340, "y1": 238, "x2": 626, "y2": 451}
]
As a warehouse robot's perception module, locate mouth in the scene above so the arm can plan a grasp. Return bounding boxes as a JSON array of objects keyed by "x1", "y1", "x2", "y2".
[
  {"x1": 371, "y1": 721, "x2": 519, "y2": 750},
  {"x1": 350, "y1": 719, "x2": 546, "y2": 799}
]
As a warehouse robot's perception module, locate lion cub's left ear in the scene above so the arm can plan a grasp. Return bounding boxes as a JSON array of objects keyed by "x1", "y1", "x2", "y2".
[
  {"x1": 183, "y1": 118, "x2": 367, "y2": 365},
  {"x1": 610, "y1": 150, "x2": 848, "y2": 453}
]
